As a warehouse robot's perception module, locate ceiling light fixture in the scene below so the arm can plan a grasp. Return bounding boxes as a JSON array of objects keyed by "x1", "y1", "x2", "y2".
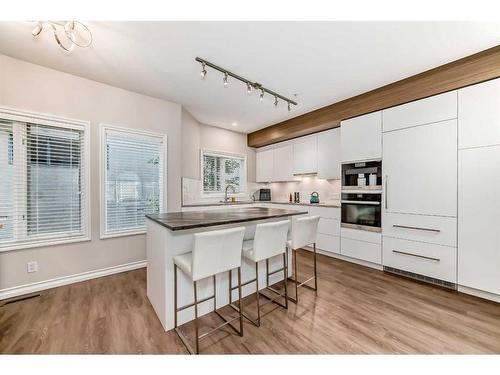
[
  {"x1": 196, "y1": 57, "x2": 298, "y2": 108},
  {"x1": 200, "y1": 62, "x2": 207, "y2": 79},
  {"x1": 31, "y1": 21, "x2": 93, "y2": 52}
]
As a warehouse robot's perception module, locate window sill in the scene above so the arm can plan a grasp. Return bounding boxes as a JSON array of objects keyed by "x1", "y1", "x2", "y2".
[
  {"x1": 0, "y1": 235, "x2": 91, "y2": 253},
  {"x1": 100, "y1": 229, "x2": 146, "y2": 240}
]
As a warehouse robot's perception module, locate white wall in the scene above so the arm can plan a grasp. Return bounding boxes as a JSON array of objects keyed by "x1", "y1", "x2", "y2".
[
  {"x1": 181, "y1": 108, "x2": 256, "y2": 182},
  {"x1": 0, "y1": 54, "x2": 182, "y2": 291}
]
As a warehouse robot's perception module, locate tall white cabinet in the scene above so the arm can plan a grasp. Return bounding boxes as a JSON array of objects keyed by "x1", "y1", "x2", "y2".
[
  {"x1": 458, "y1": 78, "x2": 500, "y2": 300},
  {"x1": 381, "y1": 91, "x2": 458, "y2": 284}
]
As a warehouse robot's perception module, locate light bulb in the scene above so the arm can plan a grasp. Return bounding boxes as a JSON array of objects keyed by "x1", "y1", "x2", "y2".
[
  {"x1": 247, "y1": 83, "x2": 252, "y2": 95},
  {"x1": 259, "y1": 89, "x2": 264, "y2": 102},
  {"x1": 200, "y1": 63, "x2": 207, "y2": 79},
  {"x1": 223, "y1": 72, "x2": 228, "y2": 87}
]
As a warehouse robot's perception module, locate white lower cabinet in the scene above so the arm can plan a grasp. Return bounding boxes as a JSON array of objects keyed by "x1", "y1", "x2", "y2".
[
  {"x1": 340, "y1": 227, "x2": 382, "y2": 264},
  {"x1": 383, "y1": 237, "x2": 457, "y2": 283},
  {"x1": 382, "y1": 212, "x2": 457, "y2": 247},
  {"x1": 458, "y1": 146, "x2": 500, "y2": 295},
  {"x1": 316, "y1": 233, "x2": 340, "y2": 254}
]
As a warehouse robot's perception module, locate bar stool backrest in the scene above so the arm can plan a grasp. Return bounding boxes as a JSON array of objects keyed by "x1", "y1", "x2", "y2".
[
  {"x1": 290, "y1": 215, "x2": 320, "y2": 250},
  {"x1": 192, "y1": 226, "x2": 245, "y2": 281},
  {"x1": 252, "y1": 220, "x2": 290, "y2": 262}
]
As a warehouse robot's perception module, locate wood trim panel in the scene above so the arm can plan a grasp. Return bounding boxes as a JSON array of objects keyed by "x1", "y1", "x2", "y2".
[{"x1": 248, "y1": 45, "x2": 500, "y2": 148}]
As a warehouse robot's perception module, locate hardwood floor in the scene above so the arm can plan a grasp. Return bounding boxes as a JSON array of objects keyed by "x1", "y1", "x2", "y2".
[{"x1": 1, "y1": 250, "x2": 500, "y2": 354}]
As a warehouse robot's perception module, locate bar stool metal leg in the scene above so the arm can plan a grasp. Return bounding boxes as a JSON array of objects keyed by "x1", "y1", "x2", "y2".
[
  {"x1": 193, "y1": 280, "x2": 199, "y2": 354},
  {"x1": 237, "y1": 267, "x2": 244, "y2": 336},
  {"x1": 230, "y1": 255, "x2": 289, "y2": 327},
  {"x1": 287, "y1": 244, "x2": 319, "y2": 304}
]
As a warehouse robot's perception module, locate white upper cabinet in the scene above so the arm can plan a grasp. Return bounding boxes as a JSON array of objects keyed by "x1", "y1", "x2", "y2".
[
  {"x1": 341, "y1": 111, "x2": 382, "y2": 162},
  {"x1": 273, "y1": 143, "x2": 294, "y2": 182},
  {"x1": 382, "y1": 91, "x2": 457, "y2": 132},
  {"x1": 256, "y1": 147, "x2": 274, "y2": 182},
  {"x1": 292, "y1": 135, "x2": 317, "y2": 175},
  {"x1": 458, "y1": 145, "x2": 500, "y2": 295},
  {"x1": 458, "y1": 78, "x2": 500, "y2": 149},
  {"x1": 383, "y1": 119, "x2": 457, "y2": 217},
  {"x1": 317, "y1": 128, "x2": 341, "y2": 180}
]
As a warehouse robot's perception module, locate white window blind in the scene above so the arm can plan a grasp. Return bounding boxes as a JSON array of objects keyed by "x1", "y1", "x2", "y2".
[
  {"x1": 202, "y1": 151, "x2": 246, "y2": 194},
  {"x1": 103, "y1": 127, "x2": 165, "y2": 236},
  {"x1": 0, "y1": 115, "x2": 88, "y2": 250}
]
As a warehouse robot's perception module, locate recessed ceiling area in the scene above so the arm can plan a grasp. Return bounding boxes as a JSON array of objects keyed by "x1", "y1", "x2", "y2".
[{"x1": 0, "y1": 21, "x2": 498, "y2": 133}]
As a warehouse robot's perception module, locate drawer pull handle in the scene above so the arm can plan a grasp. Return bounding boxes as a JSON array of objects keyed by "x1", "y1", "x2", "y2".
[
  {"x1": 393, "y1": 250, "x2": 440, "y2": 262},
  {"x1": 393, "y1": 224, "x2": 441, "y2": 233}
]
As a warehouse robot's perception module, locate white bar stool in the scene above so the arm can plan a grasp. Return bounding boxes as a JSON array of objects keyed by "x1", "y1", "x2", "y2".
[
  {"x1": 229, "y1": 220, "x2": 290, "y2": 327},
  {"x1": 173, "y1": 226, "x2": 245, "y2": 355},
  {"x1": 287, "y1": 215, "x2": 320, "y2": 304}
]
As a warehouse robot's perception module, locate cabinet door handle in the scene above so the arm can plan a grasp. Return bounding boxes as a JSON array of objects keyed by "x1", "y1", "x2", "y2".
[
  {"x1": 393, "y1": 250, "x2": 440, "y2": 262},
  {"x1": 392, "y1": 224, "x2": 441, "y2": 233},
  {"x1": 384, "y1": 175, "x2": 388, "y2": 210}
]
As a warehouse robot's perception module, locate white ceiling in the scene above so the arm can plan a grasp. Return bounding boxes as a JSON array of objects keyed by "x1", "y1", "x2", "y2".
[{"x1": 0, "y1": 21, "x2": 499, "y2": 133}]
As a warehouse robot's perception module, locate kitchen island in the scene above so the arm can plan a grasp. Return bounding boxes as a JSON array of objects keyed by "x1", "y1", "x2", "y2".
[{"x1": 146, "y1": 207, "x2": 308, "y2": 331}]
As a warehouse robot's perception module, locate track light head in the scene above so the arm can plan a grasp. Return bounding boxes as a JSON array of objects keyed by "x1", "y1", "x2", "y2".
[
  {"x1": 247, "y1": 83, "x2": 252, "y2": 95},
  {"x1": 288, "y1": 101, "x2": 291, "y2": 112},
  {"x1": 274, "y1": 96, "x2": 278, "y2": 107},
  {"x1": 200, "y1": 62, "x2": 207, "y2": 79},
  {"x1": 223, "y1": 72, "x2": 229, "y2": 87},
  {"x1": 259, "y1": 89, "x2": 264, "y2": 102}
]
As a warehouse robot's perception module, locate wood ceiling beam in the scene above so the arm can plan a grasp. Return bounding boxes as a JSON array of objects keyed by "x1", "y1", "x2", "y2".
[{"x1": 247, "y1": 45, "x2": 500, "y2": 148}]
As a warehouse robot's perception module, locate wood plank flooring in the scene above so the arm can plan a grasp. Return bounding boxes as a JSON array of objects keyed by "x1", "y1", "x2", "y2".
[{"x1": 1, "y1": 250, "x2": 500, "y2": 354}]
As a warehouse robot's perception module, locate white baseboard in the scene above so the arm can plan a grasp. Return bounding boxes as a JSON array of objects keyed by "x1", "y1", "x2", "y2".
[
  {"x1": 302, "y1": 246, "x2": 383, "y2": 270},
  {"x1": 0, "y1": 260, "x2": 147, "y2": 301},
  {"x1": 458, "y1": 285, "x2": 500, "y2": 303}
]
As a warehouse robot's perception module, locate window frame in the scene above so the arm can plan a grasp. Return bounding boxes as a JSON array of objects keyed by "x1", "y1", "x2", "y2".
[
  {"x1": 0, "y1": 106, "x2": 91, "y2": 252},
  {"x1": 200, "y1": 149, "x2": 247, "y2": 197},
  {"x1": 99, "y1": 124, "x2": 168, "y2": 239}
]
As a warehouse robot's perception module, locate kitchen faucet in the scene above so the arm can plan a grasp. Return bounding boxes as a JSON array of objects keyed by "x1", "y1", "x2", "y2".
[{"x1": 224, "y1": 184, "x2": 235, "y2": 202}]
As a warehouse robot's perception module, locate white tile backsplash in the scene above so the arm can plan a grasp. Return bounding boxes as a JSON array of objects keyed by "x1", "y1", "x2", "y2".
[{"x1": 269, "y1": 177, "x2": 341, "y2": 203}]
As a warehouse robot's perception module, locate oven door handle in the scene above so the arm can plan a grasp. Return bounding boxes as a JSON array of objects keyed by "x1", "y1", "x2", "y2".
[{"x1": 341, "y1": 200, "x2": 380, "y2": 205}]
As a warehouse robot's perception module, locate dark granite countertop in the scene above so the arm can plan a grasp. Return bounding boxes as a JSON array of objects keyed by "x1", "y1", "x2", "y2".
[{"x1": 146, "y1": 207, "x2": 308, "y2": 231}]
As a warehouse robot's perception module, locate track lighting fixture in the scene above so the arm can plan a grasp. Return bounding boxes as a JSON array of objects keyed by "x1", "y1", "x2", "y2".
[
  {"x1": 195, "y1": 57, "x2": 298, "y2": 109},
  {"x1": 31, "y1": 21, "x2": 92, "y2": 52},
  {"x1": 288, "y1": 101, "x2": 291, "y2": 111},
  {"x1": 200, "y1": 62, "x2": 207, "y2": 79}
]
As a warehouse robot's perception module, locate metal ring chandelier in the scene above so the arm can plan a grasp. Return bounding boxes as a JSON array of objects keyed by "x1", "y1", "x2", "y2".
[{"x1": 32, "y1": 21, "x2": 93, "y2": 52}]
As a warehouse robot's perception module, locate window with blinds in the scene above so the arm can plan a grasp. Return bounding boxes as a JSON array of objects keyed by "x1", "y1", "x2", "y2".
[
  {"x1": 202, "y1": 151, "x2": 246, "y2": 194},
  {"x1": 102, "y1": 126, "x2": 166, "y2": 237},
  {"x1": 0, "y1": 112, "x2": 89, "y2": 250}
]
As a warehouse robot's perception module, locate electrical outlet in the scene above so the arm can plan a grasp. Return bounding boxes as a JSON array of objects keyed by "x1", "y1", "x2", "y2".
[{"x1": 27, "y1": 261, "x2": 38, "y2": 273}]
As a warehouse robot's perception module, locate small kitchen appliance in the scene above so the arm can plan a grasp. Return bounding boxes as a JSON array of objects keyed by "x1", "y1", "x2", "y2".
[
  {"x1": 258, "y1": 188, "x2": 271, "y2": 201},
  {"x1": 310, "y1": 192, "x2": 320, "y2": 204}
]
